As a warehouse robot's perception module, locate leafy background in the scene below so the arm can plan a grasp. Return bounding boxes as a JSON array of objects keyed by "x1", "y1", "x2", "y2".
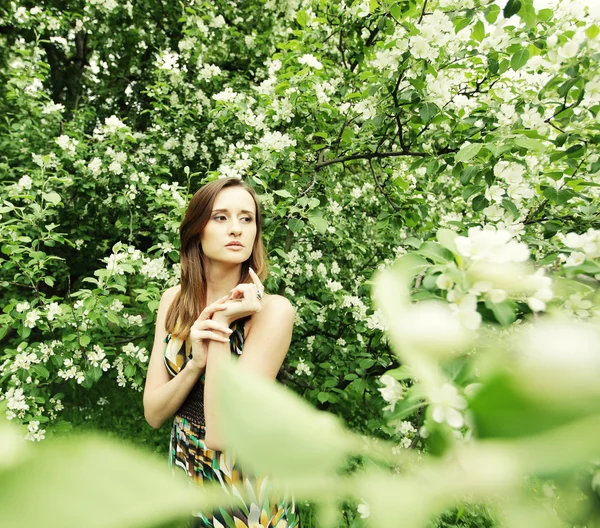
[{"x1": 1, "y1": 0, "x2": 599, "y2": 526}]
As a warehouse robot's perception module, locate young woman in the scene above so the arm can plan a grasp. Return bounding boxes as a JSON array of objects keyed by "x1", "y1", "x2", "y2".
[{"x1": 143, "y1": 177, "x2": 299, "y2": 527}]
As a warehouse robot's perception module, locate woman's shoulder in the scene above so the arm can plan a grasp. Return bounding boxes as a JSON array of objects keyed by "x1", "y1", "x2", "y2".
[
  {"x1": 244, "y1": 293, "x2": 294, "y2": 340},
  {"x1": 262, "y1": 293, "x2": 294, "y2": 313},
  {"x1": 248, "y1": 293, "x2": 294, "y2": 327},
  {"x1": 161, "y1": 284, "x2": 181, "y2": 303}
]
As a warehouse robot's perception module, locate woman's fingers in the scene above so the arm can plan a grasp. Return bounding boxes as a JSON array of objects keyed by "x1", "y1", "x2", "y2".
[
  {"x1": 196, "y1": 330, "x2": 230, "y2": 343},
  {"x1": 192, "y1": 318, "x2": 232, "y2": 335},
  {"x1": 198, "y1": 295, "x2": 230, "y2": 320},
  {"x1": 229, "y1": 284, "x2": 251, "y2": 300},
  {"x1": 249, "y1": 267, "x2": 264, "y2": 291}
]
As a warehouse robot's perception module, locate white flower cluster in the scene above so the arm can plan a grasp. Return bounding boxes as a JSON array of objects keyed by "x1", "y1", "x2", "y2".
[
  {"x1": 122, "y1": 343, "x2": 149, "y2": 363},
  {"x1": 58, "y1": 357, "x2": 85, "y2": 385},
  {"x1": 341, "y1": 295, "x2": 369, "y2": 322},
  {"x1": 24, "y1": 420, "x2": 45, "y2": 442},
  {"x1": 297, "y1": 53, "x2": 323, "y2": 70},
  {"x1": 562, "y1": 229, "x2": 600, "y2": 268},
  {"x1": 93, "y1": 115, "x2": 128, "y2": 141},
  {"x1": 378, "y1": 374, "x2": 404, "y2": 412},
  {"x1": 198, "y1": 63, "x2": 222, "y2": 80},
  {"x1": 42, "y1": 102, "x2": 65, "y2": 114},
  {"x1": 258, "y1": 130, "x2": 297, "y2": 152},
  {"x1": 87, "y1": 345, "x2": 110, "y2": 371},
  {"x1": 9, "y1": 349, "x2": 39, "y2": 374},
  {"x1": 2, "y1": 387, "x2": 30, "y2": 420},
  {"x1": 212, "y1": 87, "x2": 238, "y2": 103},
  {"x1": 140, "y1": 256, "x2": 169, "y2": 281},
  {"x1": 455, "y1": 226, "x2": 529, "y2": 264},
  {"x1": 294, "y1": 357, "x2": 312, "y2": 376},
  {"x1": 437, "y1": 226, "x2": 555, "y2": 326},
  {"x1": 428, "y1": 383, "x2": 467, "y2": 429},
  {"x1": 23, "y1": 309, "x2": 40, "y2": 329},
  {"x1": 88, "y1": 0, "x2": 119, "y2": 11},
  {"x1": 156, "y1": 50, "x2": 180, "y2": 71},
  {"x1": 326, "y1": 279, "x2": 343, "y2": 293},
  {"x1": 55, "y1": 135, "x2": 78, "y2": 156}
]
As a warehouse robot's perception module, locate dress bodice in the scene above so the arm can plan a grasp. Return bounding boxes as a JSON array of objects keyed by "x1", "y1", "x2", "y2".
[{"x1": 163, "y1": 317, "x2": 248, "y2": 427}]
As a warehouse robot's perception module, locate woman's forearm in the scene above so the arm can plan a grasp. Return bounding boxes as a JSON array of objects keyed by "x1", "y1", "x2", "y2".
[
  {"x1": 143, "y1": 362, "x2": 204, "y2": 429},
  {"x1": 202, "y1": 333, "x2": 232, "y2": 450}
]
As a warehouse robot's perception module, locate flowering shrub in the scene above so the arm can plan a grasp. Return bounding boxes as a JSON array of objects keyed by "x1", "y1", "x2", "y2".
[{"x1": 1, "y1": 0, "x2": 600, "y2": 524}]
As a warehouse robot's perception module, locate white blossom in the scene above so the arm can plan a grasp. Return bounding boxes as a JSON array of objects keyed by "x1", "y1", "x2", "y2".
[
  {"x1": 429, "y1": 383, "x2": 467, "y2": 429},
  {"x1": 297, "y1": 54, "x2": 323, "y2": 70}
]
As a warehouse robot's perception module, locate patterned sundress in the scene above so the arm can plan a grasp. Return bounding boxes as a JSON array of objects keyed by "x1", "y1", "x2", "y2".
[{"x1": 163, "y1": 316, "x2": 300, "y2": 528}]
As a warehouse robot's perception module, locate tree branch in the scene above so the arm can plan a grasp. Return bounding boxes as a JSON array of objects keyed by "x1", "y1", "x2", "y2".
[
  {"x1": 369, "y1": 158, "x2": 399, "y2": 212},
  {"x1": 315, "y1": 148, "x2": 455, "y2": 171},
  {"x1": 418, "y1": 0, "x2": 429, "y2": 24}
]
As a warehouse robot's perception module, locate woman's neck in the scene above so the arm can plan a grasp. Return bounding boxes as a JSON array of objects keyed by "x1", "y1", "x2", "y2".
[{"x1": 204, "y1": 261, "x2": 242, "y2": 304}]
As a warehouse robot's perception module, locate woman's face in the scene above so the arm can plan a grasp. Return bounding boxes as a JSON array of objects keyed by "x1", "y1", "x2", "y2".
[{"x1": 200, "y1": 186, "x2": 258, "y2": 266}]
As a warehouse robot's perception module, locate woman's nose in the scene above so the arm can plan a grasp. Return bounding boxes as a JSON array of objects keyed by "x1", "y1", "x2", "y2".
[{"x1": 229, "y1": 219, "x2": 242, "y2": 235}]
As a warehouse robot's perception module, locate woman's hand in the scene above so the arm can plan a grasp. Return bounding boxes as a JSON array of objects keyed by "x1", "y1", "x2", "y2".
[
  {"x1": 188, "y1": 295, "x2": 232, "y2": 371},
  {"x1": 215, "y1": 268, "x2": 265, "y2": 324}
]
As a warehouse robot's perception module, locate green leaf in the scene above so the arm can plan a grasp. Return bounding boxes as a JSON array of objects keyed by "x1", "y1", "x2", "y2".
[
  {"x1": 501, "y1": 198, "x2": 520, "y2": 220},
  {"x1": 485, "y1": 299, "x2": 517, "y2": 326},
  {"x1": 471, "y1": 20, "x2": 485, "y2": 42},
  {"x1": 80, "y1": 335, "x2": 91, "y2": 347},
  {"x1": 484, "y1": 4, "x2": 501, "y2": 24},
  {"x1": 455, "y1": 143, "x2": 482, "y2": 163},
  {"x1": 510, "y1": 48, "x2": 530, "y2": 71},
  {"x1": 518, "y1": 2, "x2": 536, "y2": 28},
  {"x1": 296, "y1": 10, "x2": 309, "y2": 27},
  {"x1": 42, "y1": 192, "x2": 62, "y2": 206},
  {"x1": 288, "y1": 218, "x2": 304, "y2": 233},
  {"x1": 419, "y1": 102, "x2": 439, "y2": 122},
  {"x1": 472, "y1": 195, "x2": 489, "y2": 212},
  {"x1": 538, "y1": 8, "x2": 553, "y2": 21},
  {"x1": 543, "y1": 188, "x2": 574, "y2": 205},
  {"x1": 273, "y1": 189, "x2": 293, "y2": 199},
  {"x1": 565, "y1": 144, "x2": 585, "y2": 158},
  {"x1": 513, "y1": 137, "x2": 546, "y2": 152},
  {"x1": 462, "y1": 185, "x2": 484, "y2": 201},
  {"x1": 307, "y1": 213, "x2": 328, "y2": 234},
  {"x1": 0, "y1": 426, "x2": 202, "y2": 528},
  {"x1": 469, "y1": 372, "x2": 600, "y2": 438},
  {"x1": 215, "y1": 358, "x2": 353, "y2": 478},
  {"x1": 417, "y1": 242, "x2": 454, "y2": 264},
  {"x1": 586, "y1": 24, "x2": 600, "y2": 40},
  {"x1": 436, "y1": 229, "x2": 458, "y2": 254},
  {"x1": 503, "y1": 0, "x2": 522, "y2": 18},
  {"x1": 391, "y1": 253, "x2": 430, "y2": 278}
]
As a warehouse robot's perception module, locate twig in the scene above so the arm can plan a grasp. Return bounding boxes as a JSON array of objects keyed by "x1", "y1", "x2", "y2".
[
  {"x1": 315, "y1": 148, "x2": 456, "y2": 171},
  {"x1": 418, "y1": 0, "x2": 429, "y2": 24},
  {"x1": 369, "y1": 158, "x2": 399, "y2": 212}
]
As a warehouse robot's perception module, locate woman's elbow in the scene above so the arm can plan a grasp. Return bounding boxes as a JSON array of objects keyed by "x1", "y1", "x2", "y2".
[
  {"x1": 203, "y1": 430, "x2": 221, "y2": 451},
  {"x1": 143, "y1": 400, "x2": 165, "y2": 429},
  {"x1": 144, "y1": 410, "x2": 164, "y2": 429}
]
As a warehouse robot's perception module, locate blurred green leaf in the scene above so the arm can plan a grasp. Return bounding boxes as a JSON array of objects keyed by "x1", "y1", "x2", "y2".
[
  {"x1": 0, "y1": 429, "x2": 200, "y2": 528},
  {"x1": 215, "y1": 358, "x2": 354, "y2": 478}
]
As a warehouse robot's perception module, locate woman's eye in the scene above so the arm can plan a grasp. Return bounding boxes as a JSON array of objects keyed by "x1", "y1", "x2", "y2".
[
  {"x1": 214, "y1": 215, "x2": 226, "y2": 221},
  {"x1": 242, "y1": 217, "x2": 252, "y2": 222}
]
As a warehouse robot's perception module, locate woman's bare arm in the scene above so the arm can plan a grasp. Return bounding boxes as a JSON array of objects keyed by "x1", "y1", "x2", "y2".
[
  {"x1": 142, "y1": 287, "x2": 205, "y2": 429},
  {"x1": 203, "y1": 295, "x2": 295, "y2": 450}
]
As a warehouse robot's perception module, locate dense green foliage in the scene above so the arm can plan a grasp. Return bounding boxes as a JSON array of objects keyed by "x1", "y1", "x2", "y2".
[{"x1": 1, "y1": 0, "x2": 600, "y2": 525}]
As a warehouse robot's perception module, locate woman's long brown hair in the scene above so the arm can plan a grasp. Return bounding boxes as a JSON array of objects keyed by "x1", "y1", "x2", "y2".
[{"x1": 165, "y1": 177, "x2": 268, "y2": 339}]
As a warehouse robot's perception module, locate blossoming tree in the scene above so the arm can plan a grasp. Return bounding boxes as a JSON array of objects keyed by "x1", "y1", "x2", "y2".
[{"x1": 1, "y1": 0, "x2": 599, "y2": 524}]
